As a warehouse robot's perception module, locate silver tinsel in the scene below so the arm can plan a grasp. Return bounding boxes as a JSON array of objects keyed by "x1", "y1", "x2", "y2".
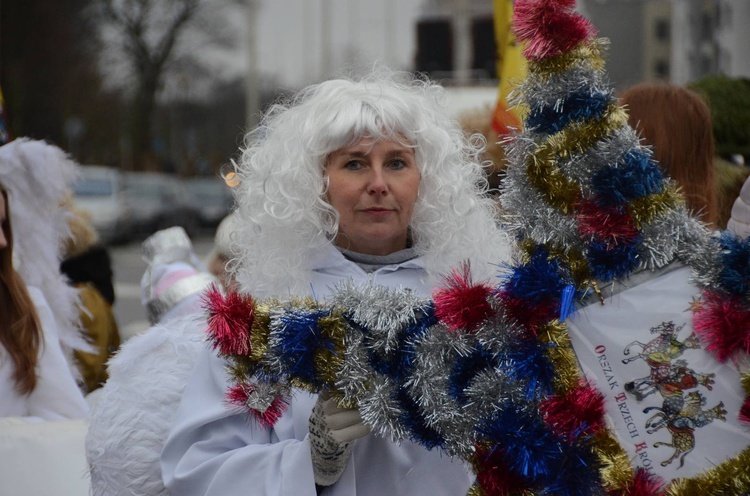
[
  {"x1": 332, "y1": 282, "x2": 428, "y2": 354},
  {"x1": 357, "y1": 375, "x2": 408, "y2": 443},
  {"x1": 408, "y1": 323, "x2": 479, "y2": 457},
  {"x1": 637, "y1": 205, "x2": 692, "y2": 271},
  {"x1": 245, "y1": 380, "x2": 285, "y2": 412},
  {"x1": 563, "y1": 125, "x2": 642, "y2": 190}
]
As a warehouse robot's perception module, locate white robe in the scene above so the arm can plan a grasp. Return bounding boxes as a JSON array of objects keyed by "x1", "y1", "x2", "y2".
[
  {"x1": 161, "y1": 245, "x2": 475, "y2": 496},
  {"x1": 0, "y1": 286, "x2": 88, "y2": 421}
]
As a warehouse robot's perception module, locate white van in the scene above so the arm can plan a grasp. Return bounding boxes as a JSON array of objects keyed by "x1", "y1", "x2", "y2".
[{"x1": 72, "y1": 166, "x2": 133, "y2": 244}]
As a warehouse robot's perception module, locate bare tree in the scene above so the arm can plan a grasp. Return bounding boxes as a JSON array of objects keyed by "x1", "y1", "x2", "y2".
[{"x1": 94, "y1": 0, "x2": 239, "y2": 169}]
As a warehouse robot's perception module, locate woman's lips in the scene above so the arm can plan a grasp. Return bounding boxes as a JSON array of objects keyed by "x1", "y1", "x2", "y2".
[{"x1": 361, "y1": 207, "x2": 394, "y2": 216}]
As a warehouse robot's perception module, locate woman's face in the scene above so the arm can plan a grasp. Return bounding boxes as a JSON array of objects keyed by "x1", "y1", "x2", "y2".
[{"x1": 326, "y1": 137, "x2": 420, "y2": 256}]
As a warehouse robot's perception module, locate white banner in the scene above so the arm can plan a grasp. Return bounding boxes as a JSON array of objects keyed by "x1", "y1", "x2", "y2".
[{"x1": 566, "y1": 265, "x2": 750, "y2": 481}]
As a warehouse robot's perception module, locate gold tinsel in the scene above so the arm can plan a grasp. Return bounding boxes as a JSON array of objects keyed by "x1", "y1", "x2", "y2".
[
  {"x1": 314, "y1": 312, "x2": 348, "y2": 387},
  {"x1": 544, "y1": 243, "x2": 591, "y2": 288},
  {"x1": 249, "y1": 301, "x2": 276, "y2": 364},
  {"x1": 539, "y1": 321, "x2": 581, "y2": 394},
  {"x1": 627, "y1": 186, "x2": 683, "y2": 229},
  {"x1": 526, "y1": 105, "x2": 628, "y2": 213},
  {"x1": 529, "y1": 40, "x2": 608, "y2": 78},
  {"x1": 591, "y1": 431, "x2": 636, "y2": 491},
  {"x1": 741, "y1": 372, "x2": 750, "y2": 396},
  {"x1": 666, "y1": 447, "x2": 750, "y2": 495},
  {"x1": 466, "y1": 483, "x2": 483, "y2": 496},
  {"x1": 227, "y1": 358, "x2": 253, "y2": 384}
]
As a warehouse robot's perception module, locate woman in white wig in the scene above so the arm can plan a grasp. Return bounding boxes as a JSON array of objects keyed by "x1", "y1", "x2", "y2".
[{"x1": 160, "y1": 68, "x2": 512, "y2": 495}]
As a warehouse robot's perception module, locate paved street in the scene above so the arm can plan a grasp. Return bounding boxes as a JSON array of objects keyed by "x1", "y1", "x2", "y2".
[{"x1": 109, "y1": 234, "x2": 214, "y2": 340}]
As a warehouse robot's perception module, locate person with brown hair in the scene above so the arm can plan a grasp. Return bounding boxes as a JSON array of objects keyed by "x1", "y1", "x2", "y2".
[
  {"x1": 619, "y1": 83, "x2": 718, "y2": 226},
  {"x1": 0, "y1": 138, "x2": 90, "y2": 421},
  {"x1": 0, "y1": 186, "x2": 88, "y2": 420}
]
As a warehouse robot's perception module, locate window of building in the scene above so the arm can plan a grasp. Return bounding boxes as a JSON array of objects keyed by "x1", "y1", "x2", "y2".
[
  {"x1": 415, "y1": 19, "x2": 454, "y2": 74},
  {"x1": 654, "y1": 59, "x2": 670, "y2": 79},
  {"x1": 471, "y1": 17, "x2": 496, "y2": 79},
  {"x1": 655, "y1": 19, "x2": 670, "y2": 42},
  {"x1": 701, "y1": 11, "x2": 713, "y2": 41}
]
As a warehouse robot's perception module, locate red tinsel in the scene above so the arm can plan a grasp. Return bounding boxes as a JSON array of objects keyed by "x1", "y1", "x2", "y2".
[
  {"x1": 473, "y1": 444, "x2": 530, "y2": 495},
  {"x1": 513, "y1": 0, "x2": 597, "y2": 61},
  {"x1": 740, "y1": 397, "x2": 750, "y2": 424},
  {"x1": 539, "y1": 380, "x2": 606, "y2": 441},
  {"x1": 609, "y1": 468, "x2": 665, "y2": 496},
  {"x1": 226, "y1": 383, "x2": 289, "y2": 429},
  {"x1": 434, "y1": 263, "x2": 495, "y2": 333},
  {"x1": 576, "y1": 201, "x2": 639, "y2": 248},
  {"x1": 692, "y1": 289, "x2": 750, "y2": 363},
  {"x1": 203, "y1": 284, "x2": 255, "y2": 356},
  {"x1": 498, "y1": 291, "x2": 558, "y2": 335}
]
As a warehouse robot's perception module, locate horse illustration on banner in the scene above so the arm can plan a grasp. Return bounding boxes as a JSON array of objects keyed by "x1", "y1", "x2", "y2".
[{"x1": 621, "y1": 320, "x2": 727, "y2": 468}]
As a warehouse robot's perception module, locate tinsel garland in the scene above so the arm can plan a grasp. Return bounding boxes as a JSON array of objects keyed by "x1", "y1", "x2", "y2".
[{"x1": 204, "y1": 1, "x2": 750, "y2": 494}]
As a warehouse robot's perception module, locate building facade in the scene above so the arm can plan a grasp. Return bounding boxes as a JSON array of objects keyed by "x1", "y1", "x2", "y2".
[{"x1": 581, "y1": 0, "x2": 750, "y2": 89}]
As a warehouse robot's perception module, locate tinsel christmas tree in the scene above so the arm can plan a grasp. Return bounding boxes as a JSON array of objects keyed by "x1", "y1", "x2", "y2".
[{"x1": 203, "y1": 1, "x2": 750, "y2": 494}]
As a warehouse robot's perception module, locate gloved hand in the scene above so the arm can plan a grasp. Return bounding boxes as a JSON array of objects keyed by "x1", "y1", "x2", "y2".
[{"x1": 308, "y1": 392, "x2": 371, "y2": 486}]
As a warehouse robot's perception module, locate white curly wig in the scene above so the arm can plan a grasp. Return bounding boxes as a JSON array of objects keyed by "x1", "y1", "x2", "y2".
[{"x1": 231, "y1": 68, "x2": 512, "y2": 298}]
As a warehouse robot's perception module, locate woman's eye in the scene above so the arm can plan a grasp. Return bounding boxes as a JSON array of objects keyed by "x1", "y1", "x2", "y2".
[
  {"x1": 389, "y1": 159, "x2": 407, "y2": 170},
  {"x1": 344, "y1": 160, "x2": 363, "y2": 170}
]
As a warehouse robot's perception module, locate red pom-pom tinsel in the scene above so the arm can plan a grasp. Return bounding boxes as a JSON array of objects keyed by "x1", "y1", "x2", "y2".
[
  {"x1": 740, "y1": 396, "x2": 750, "y2": 425},
  {"x1": 473, "y1": 444, "x2": 530, "y2": 495},
  {"x1": 434, "y1": 263, "x2": 495, "y2": 333},
  {"x1": 692, "y1": 289, "x2": 750, "y2": 362},
  {"x1": 576, "y1": 201, "x2": 639, "y2": 248},
  {"x1": 204, "y1": 284, "x2": 255, "y2": 356},
  {"x1": 610, "y1": 468, "x2": 665, "y2": 496},
  {"x1": 226, "y1": 383, "x2": 289, "y2": 429},
  {"x1": 498, "y1": 291, "x2": 558, "y2": 335},
  {"x1": 513, "y1": 0, "x2": 597, "y2": 61},
  {"x1": 539, "y1": 380, "x2": 606, "y2": 440}
]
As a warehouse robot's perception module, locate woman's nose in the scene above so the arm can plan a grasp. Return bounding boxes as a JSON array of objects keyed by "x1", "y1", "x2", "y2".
[{"x1": 366, "y1": 165, "x2": 389, "y2": 195}]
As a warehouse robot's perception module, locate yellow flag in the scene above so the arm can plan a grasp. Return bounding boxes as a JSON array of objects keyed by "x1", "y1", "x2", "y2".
[{"x1": 491, "y1": 0, "x2": 526, "y2": 135}]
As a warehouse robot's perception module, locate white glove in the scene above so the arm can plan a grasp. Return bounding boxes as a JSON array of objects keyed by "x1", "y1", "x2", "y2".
[{"x1": 308, "y1": 393, "x2": 371, "y2": 486}]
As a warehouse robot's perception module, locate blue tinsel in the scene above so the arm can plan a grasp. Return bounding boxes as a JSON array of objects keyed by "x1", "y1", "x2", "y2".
[
  {"x1": 539, "y1": 445, "x2": 602, "y2": 496},
  {"x1": 477, "y1": 405, "x2": 563, "y2": 481},
  {"x1": 526, "y1": 90, "x2": 611, "y2": 136},
  {"x1": 504, "y1": 247, "x2": 568, "y2": 307},
  {"x1": 395, "y1": 387, "x2": 446, "y2": 450},
  {"x1": 273, "y1": 309, "x2": 335, "y2": 387},
  {"x1": 479, "y1": 406, "x2": 602, "y2": 496},
  {"x1": 499, "y1": 337, "x2": 556, "y2": 400},
  {"x1": 349, "y1": 305, "x2": 445, "y2": 448},
  {"x1": 352, "y1": 306, "x2": 436, "y2": 382},
  {"x1": 717, "y1": 230, "x2": 750, "y2": 296},
  {"x1": 586, "y1": 239, "x2": 640, "y2": 281},
  {"x1": 448, "y1": 345, "x2": 497, "y2": 403},
  {"x1": 590, "y1": 150, "x2": 664, "y2": 207}
]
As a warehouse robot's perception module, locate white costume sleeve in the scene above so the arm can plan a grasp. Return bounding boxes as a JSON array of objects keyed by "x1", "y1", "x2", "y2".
[
  {"x1": 162, "y1": 345, "x2": 475, "y2": 496},
  {"x1": 161, "y1": 346, "x2": 319, "y2": 496},
  {"x1": 25, "y1": 287, "x2": 88, "y2": 421}
]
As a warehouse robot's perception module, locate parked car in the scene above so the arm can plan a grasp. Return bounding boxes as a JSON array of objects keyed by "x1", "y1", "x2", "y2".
[
  {"x1": 72, "y1": 165, "x2": 133, "y2": 244},
  {"x1": 124, "y1": 172, "x2": 199, "y2": 238},
  {"x1": 184, "y1": 176, "x2": 234, "y2": 229}
]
